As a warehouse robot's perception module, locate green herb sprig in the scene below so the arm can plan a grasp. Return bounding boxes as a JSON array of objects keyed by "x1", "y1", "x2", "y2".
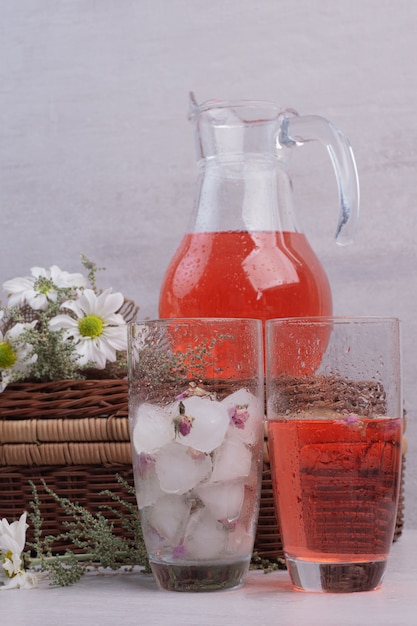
[{"x1": 24, "y1": 476, "x2": 150, "y2": 587}]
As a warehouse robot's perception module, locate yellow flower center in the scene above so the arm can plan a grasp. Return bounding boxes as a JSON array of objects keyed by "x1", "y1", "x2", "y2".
[
  {"x1": 35, "y1": 276, "x2": 55, "y2": 295},
  {"x1": 3, "y1": 550, "x2": 16, "y2": 578},
  {"x1": 78, "y1": 314, "x2": 104, "y2": 338},
  {"x1": 0, "y1": 341, "x2": 17, "y2": 369}
]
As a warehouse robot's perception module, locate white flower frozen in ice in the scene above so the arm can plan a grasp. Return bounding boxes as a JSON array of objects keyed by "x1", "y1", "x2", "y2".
[
  {"x1": 0, "y1": 319, "x2": 38, "y2": 392},
  {"x1": 173, "y1": 395, "x2": 230, "y2": 453},
  {"x1": 3, "y1": 265, "x2": 87, "y2": 311},
  {"x1": 0, "y1": 512, "x2": 37, "y2": 590},
  {"x1": 49, "y1": 288, "x2": 127, "y2": 369}
]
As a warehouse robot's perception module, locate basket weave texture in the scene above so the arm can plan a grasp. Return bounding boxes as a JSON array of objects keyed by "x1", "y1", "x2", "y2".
[
  {"x1": 0, "y1": 380, "x2": 131, "y2": 466},
  {"x1": 0, "y1": 378, "x2": 405, "y2": 559}
]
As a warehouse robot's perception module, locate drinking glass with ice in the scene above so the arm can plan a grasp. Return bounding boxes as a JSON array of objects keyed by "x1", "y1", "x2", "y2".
[{"x1": 128, "y1": 318, "x2": 264, "y2": 592}]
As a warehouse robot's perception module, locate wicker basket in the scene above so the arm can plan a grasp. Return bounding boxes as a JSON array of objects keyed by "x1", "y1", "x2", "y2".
[{"x1": 0, "y1": 378, "x2": 405, "y2": 559}]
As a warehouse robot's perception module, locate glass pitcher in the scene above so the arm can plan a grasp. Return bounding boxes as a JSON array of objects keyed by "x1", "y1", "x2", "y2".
[{"x1": 159, "y1": 94, "x2": 359, "y2": 323}]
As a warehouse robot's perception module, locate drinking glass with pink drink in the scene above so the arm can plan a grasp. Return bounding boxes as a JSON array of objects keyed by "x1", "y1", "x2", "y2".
[{"x1": 266, "y1": 317, "x2": 403, "y2": 593}]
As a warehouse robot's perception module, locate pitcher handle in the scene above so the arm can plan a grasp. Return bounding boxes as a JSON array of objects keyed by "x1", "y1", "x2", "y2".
[{"x1": 280, "y1": 114, "x2": 360, "y2": 246}]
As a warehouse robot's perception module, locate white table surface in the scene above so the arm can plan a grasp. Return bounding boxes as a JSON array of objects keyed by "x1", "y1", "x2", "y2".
[{"x1": 5, "y1": 530, "x2": 417, "y2": 626}]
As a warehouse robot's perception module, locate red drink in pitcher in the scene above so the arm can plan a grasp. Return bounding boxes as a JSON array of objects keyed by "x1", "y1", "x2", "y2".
[{"x1": 159, "y1": 231, "x2": 332, "y2": 322}]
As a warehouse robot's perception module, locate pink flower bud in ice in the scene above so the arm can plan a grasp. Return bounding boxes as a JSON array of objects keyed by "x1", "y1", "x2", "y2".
[
  {"x1": 174, "y1": 401, "x2": 194, "y2": 438},
  {"x1": 137, "y1": 452, "x2": 156, "y2": 476},
  {"x1": 228, "y1": 404, "x2": 250, "y2": 430}
]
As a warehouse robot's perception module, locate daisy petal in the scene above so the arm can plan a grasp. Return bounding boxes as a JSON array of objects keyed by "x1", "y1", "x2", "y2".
[
  {"x1": 102, "y1": 325, "x2": 128, "y2": 351},
  {"x1": 49, "y1": 314, "x2": 79, "y2": 333},
  {"x1": 95, "y1": 290, "x2": 124, "y2": 317}
]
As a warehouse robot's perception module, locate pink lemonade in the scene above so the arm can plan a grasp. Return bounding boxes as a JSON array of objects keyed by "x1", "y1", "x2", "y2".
[
  {"x1": 159, "y1": 230, "x2": 332, "y2": 374},
  {"x1": 159, "y1": 231, "x2": 332, "y2": 322},
  {"x1": 268, "y1": 416, "x2": 403, "y2": 565}
]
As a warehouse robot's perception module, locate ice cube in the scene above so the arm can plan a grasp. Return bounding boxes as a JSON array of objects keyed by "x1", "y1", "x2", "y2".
[
  {"x1": 155, "y1": 442, "x2": 212, "y2": 494},
  {"x1": 135, "y1": 474, "x2": 162, "y2": 509},
  {"x1": 173, "y1": 395, "x2": 230, "y2": 453},
  {"x1": 145, "y1": 494, "x2": 191, "y2": 544},
  {"x1": 132, "y1": 403, "x2": 174, "y2": 454},
  {"x1": 196, "y1": 481, "x2": 245, "y2": 522},
  {"x1": 224, "y1": 521, "x2": 254, "y2": 558},
  {"x1": 132, "y1": 453, "x2": 163, "y2": 508},
  {"x1": 221, "y1": 388, "x2": 264, "y2": 445},
  {"x1": 211, "y1": 435, "x2": 252, "y2": 482},
  {"x1": 183, "y1": 508, "x2": 227, "y2": 560}
]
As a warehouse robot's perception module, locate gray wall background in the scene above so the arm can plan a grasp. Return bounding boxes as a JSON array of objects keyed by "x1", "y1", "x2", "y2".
[{"x1": 1, "y1": 1, "x2": 416, "y2": 526}]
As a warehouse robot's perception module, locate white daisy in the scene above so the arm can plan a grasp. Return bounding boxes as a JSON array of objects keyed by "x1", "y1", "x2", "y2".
[
  {"x1": 0, "y1": 570, "x2": 38, "y2": 590},
  {"x1": 0, "y1": 512, "x2": 28, "y2": 565},
  {"x1": 0, "y1": 512, "x2": 37, "y2": 590},
  {"x1": 0, "y1": 321, "x2": 37, "y2": 392},
  {"x1": 3, "y1": 265, "x2": 87, "y2": 311},
  {"x1": 49, "y1": 289, "x2": 127, "y2": 369}
]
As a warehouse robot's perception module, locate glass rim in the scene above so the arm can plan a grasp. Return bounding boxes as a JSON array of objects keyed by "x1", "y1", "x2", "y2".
[
  {"x1": 128, "y1": 317, "x2": 263, "y2": 325},
  {"x1": 189, "y1": 96, "x2": 283, "y2": 121},
  {"x1": 266, "y1": 315, "x2": 400, "y2": 325}
]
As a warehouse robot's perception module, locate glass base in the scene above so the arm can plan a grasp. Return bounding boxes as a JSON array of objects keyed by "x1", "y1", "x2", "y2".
[
  {"x1": 286, "y1": 557, "x2": 387, "y2": 593},
  {"x1": 150, "y1": 558, "x2": 250, "y2": 592}
]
